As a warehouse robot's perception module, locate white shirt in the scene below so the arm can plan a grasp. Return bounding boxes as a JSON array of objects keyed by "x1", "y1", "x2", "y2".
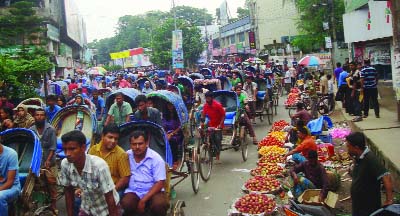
[{"x1": 284, "y1": 71, "x2": 292, "y2": 84}]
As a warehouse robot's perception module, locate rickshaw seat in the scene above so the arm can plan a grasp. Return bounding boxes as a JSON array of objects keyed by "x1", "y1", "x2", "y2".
[
  {"x1": 224, "y1": 111, "x2": 236, "y2": 126},
  {"x1": 257, "y1": 91, "x2": 266, "y2": 100}
]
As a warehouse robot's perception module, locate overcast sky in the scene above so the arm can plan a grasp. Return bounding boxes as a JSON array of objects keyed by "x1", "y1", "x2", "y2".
[{"x1": 77, "y1": 0, "x2": 245, "y2": 42}]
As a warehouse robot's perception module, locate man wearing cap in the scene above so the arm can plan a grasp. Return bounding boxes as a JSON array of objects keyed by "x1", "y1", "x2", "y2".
[{"x1": 142, "y1": 81, "x2": 153, "y2": 94}]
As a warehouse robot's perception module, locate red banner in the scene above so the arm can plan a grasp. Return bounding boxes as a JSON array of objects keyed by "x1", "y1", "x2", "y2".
[
  {"x1": 129, "y1": 47, "x2": 144, "y2": 56},
  {"x1": 249, "y1": 31, "x2": 256, "y2": 49}
]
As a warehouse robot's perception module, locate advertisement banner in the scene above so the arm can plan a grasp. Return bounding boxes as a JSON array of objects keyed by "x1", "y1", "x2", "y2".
[
  {"x1": 325, "y1": 37, "x2": 332, "y2": 49},
  {"x1": 230, "y1": 44, "x2": 237, "y2": 54},
  {"x1": 172, "y1": 30, "x2": 183, "y2": 50},
  {"x1": 172, "y1": 50, "x2": 184, "y2": 69},
  {"x1": 110, "y1": 51, "x2": 130, "y2": 60},
  {"x1": 393, "y1": 53, "x2": 400, "y2": 100},
  {"x1": 249, "y1": 31, "x2": 256, "y2": 50},
  {"x1": 47, "y1": 24, "x2": 60, "y2": 42},
  {"x1": 237, "y1": 43, "x2": 244, "y2": 53},
  {"x1": 366, "y1": 44, "x2": 391, "y2": 65}
]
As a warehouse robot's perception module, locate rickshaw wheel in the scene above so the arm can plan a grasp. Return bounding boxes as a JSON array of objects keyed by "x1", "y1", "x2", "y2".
[
  {"x1": 273, "y1": 94, "x2": 279, "y2": 115},
  {"x1": 189, "y1": 148, "x2": 200, "y2": 193},
  {"x1": 170, "y1": 200, "x2": 186, "y2": 216},
  {"x1": 240, "y1": 126, "x2": 248, "y2": 161},
  {"x1": 197, "y1": 138, "x2": 213, "y2": 182},
  {"x1": 266, "y1": 102, "x2": 273, "y2": 125}
]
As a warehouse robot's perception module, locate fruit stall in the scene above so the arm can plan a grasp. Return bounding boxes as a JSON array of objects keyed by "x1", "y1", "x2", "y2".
[{"x1": 227, "y1": 119, "x2": 356, "y2": 216}]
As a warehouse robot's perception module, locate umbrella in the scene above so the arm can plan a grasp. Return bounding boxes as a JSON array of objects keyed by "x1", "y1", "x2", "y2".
[
  {"x1": 298, "y1": 55, "x2": 323, "y2": 67},
  {"x1": 87, "y1": 67, "x2": 107, "y2": 76},
  {"x1": 244, "y1": 57, "x2": 265, "y2": 64}
]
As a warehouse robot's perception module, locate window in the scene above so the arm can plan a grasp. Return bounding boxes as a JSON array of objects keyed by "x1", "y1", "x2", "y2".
[
  {"x1": 238, "y1": 32, "x2": 245, "y2": 42},
  {"x1": 230, "y1": 35, "x2": 235, "y2": 44}
]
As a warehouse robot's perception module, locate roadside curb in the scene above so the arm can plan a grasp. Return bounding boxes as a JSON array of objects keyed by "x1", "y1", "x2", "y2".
[{"x1": 338, "y1": 106, "x2": 400, "y2": 190}]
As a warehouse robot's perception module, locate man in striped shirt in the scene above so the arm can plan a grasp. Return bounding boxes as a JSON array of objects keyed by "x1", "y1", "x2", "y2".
[{"x1": 360, "y1": 59, "x2": 380, "y2": 118}]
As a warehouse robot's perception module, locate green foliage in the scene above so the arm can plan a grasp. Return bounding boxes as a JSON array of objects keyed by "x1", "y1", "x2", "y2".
[
  {"x1": 0, "y1": 1, "x2": 51, "y2": 98},
  {"x1": 0, "y1": 48, "x2": 53, "y2": 98},
  {"x1": 292, "y1": 0, "x2": 345, "y2": 53},
  {"x1": 151, "y1": 19, "x2": 204, "y2": 69},
  {"x1": 0, "y1": 1, "x2": 45, "y2": 47},
  {"x1": 103, "y1": 64, "x2": 122, "y2": 72},
  {"x1": 89, "y1": 6, "x2": 211, "y2": 66},
  {"x1": 236, "y1": 7, "x2": 250, "y2": 18}
]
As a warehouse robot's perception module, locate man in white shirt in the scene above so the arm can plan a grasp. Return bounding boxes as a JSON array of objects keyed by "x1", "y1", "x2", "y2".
[{"x1": 284, "y1": 69, "x2": 292, "y2": 94}]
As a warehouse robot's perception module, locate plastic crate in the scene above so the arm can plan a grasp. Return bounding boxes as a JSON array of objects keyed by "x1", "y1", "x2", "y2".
[{"x1": 318, "y1": 134, "x2": 332, "y2": 144}]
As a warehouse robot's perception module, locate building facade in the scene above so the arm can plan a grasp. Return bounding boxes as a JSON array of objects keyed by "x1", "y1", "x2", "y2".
[
  {"x1": 250, "y1": 0, "x2": 299, "y2": 55},
  {"x1": 212, "y1": 16, "x2": 254, "y2": 63}
]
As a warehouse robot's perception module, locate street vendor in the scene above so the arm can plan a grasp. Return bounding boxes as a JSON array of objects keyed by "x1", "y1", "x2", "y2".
[
  {"x1": 289, "y1": 150, "x2": 329, "y2": 199},
  {"x1": 285, "y1": 126, "x2": 317, "y2": 163},
  {"x1": 121, "y1": 130, "x2": 169, "y2": 216}
]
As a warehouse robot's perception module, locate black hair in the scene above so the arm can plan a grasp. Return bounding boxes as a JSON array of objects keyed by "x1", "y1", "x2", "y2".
[
  {"x1": 296, "y1": 102, "x2": 305, "y2": 110},
  {"x1": 336, "y1": 62, "x2": 341, "y2": 67},
  {"x1": 102, "y1": 123, "x2": 120, "y2": 135},
  {"x1": 61, "y1": 130, "x2": 87, "y2": 146},
  {"x1": 46, "y1": 94, "x2": 57, "y2": 102},
  {"x1": 129, "y1": 130, "x2": 148, "y2": 142},
  {"x1": 345, "y1": 132, "x2": 366, "y2": 150},
  {"x1": 114, "y1": 92, "x2": 124, "y2": 98},
  {"x1": 34, "y1": 107, "x2": 46, "y2": 114},
  {"x1": 308, "y1": 150, "x2": 318, "y2": 159},
  {"x1": 0, "y1": 107, "x2": 14, "y2": 121},
  {"x1": 297, "y1": 126, "x2": 309, "y2": 135},
  {"x1": 296, "y1": 120, "x2": 305, "y2": 128},
  {"x1": 327, "y1": 74, "x2": 332, "y2": 80},
  {"x1": 135, "y1": 94, "x2": 147, "y2": 104},
  {"x1": 205, "y1": 91, "x2": 214, "y2": 98},
  {"x1": 342, "y1": 65, "x2": 349, "y2": 72},
  {"x1": 0, "y1": 93, "x2": 7, "y2": 98},
  {"x1": 364, "y1": 59, "x2": 371, "y2": 65}
]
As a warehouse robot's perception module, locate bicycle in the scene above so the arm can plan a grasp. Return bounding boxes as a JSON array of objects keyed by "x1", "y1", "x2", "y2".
[
  {"x1": 197, "y1": 126, "x2": 216, "y2": 182},
  {"x1": 288, "y1": 92, "x2": 335, "y2": 117}
]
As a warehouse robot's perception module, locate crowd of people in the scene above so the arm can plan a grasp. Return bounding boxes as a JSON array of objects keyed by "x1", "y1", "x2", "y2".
[{"x1": 0, "y1": 58, "x2": 395, "y2": 216}]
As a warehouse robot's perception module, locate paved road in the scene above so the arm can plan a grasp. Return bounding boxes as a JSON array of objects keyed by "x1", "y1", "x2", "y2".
[
  {"x1": 172, "y1": 105, "x2": 289, "y2": 216},
  {"x1": 56, "y1": 103, "x2": 290, "y2": 215}
]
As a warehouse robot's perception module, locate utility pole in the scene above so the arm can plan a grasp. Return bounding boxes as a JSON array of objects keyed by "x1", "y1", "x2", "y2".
[
  {"x1": 328, "y1": 0, "x2": 336, "y2": 71},
  {"x1": 172, "y1": 0, "x2": 177, "y2": 31},
  {"x1": 391, "y1": 0, "x2": 400, "y2": 121}
]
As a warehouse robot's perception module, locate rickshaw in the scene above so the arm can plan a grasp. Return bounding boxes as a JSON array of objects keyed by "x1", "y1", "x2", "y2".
[
  {"x1": 254, "y1": 77, "x2": 274, "y2": 124},
  {"x1": 105, "y1": 88, "x2": 142, "y2": 112},
  {"x1": 189, "y1": 73, "x2": 204, "y2": 81},
  {"x1": 200, "y1": 68, "x2": 213, "y2": 79},
  {"x1": 49, "y1": 81, "x2": 68, "y2": 96},
  {"x1": 197, "y1": 91, "x2": 248, "y2": 181},
  {"x1": 146, "y1": 90, "x2": 202, "y2": 193},
  {"x1": 0, "y1": 128, "x2": 55, "y2": 215},
  {"x1": 17, "y1": 98, "x2": 45, "y2": 117},
  {"x1": 193, "y1": 79, "x2": 221, "y2": 92},
  {"x1": 217, "y1": 76, "x2": 232, "y2": 91},
  {"x1": 50, "y1": 105, "x2": 97, "y2": 159},
  {"x1": 137, "y1": 77, "x2": 156, "y2": 91},
  {"x1": 177, "y1": 76, "x2": 195, "y2": 110},
  {"x1": 118, "y1": 121, "x2": 186, "y2": 215}
]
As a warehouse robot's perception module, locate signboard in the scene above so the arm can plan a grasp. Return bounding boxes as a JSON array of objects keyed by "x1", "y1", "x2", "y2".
[
  {"x1": 47, "y1": 24, "x2": 60, "y2": 42},
  {"x1": 393, "y1": 53, "x2": 400, "y2": 100},
  {"x1": 172, "y1": 30, "x2": 183, "y2": 50},
  {"x1": 366, "y1": 44, "x2": 391, "y2": 65},
  {"x1": 172, "y1": 50, "x2": 184, "y2": 69},
  {"x1": 249, "y1": 31, "x2": 256, "y2": 49},
  {"x1": 325, "y1": 37, "x2": 332, "y2": 49},
  {"x1": 60, "y1": 43, "x2": 73, "y2": 57}
]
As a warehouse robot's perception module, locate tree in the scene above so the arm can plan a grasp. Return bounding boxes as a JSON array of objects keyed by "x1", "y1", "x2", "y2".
[
  {"x1": 173, "y1": 6, "x2": 213, "y2": 26},
  {"x1": 151, "y1": 18, "x2": 204, "y2": 69},
  {"x1": 237, "y1": 0, "x2": 251, "y2": 18},
  {"x1": 89, "y1": 6, "x2": 211, "y2": 66},
  {"x1": 0, "y1": 48, "x2": 53, "y2": 98},
  {"x1": 292, "y1": 0, "x2": 345, "y2": 53},
  {"x1": 0, "y1": 1, "x2": 45, "y2": 47}
]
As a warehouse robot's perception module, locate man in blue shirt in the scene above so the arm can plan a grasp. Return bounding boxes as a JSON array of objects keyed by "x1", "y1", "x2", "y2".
[
  {"x1": 121, "y1": 130, "x2": 168, "y2": 216},
  {"x1": 45, "y1": 95, "x2": 62, "y2": 122},
  {"x1": 360, "y1": 59, "x2": 380, "y2": 118},
  {"x1": 0, "y1": 143, "x2": 21, "y2": 215},
  {"x1": 91, "y1": 90, "x2": 105, "y2": 121}
]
